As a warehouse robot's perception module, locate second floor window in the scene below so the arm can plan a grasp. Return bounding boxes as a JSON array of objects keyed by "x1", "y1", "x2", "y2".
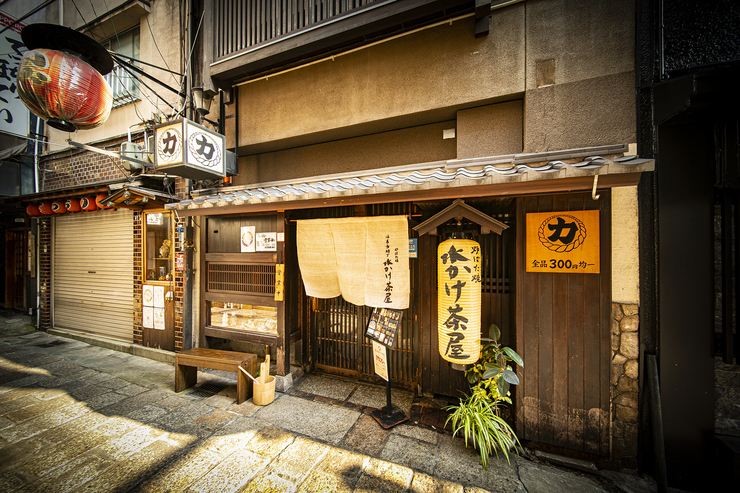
[{"x1": 103, "y1": 28, "x2": 140, "y2": 108}]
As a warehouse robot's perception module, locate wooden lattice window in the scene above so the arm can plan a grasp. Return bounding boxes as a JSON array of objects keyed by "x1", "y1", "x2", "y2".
[{"x1": 207, "y1": 263, "x2": 275, "y2": 295}]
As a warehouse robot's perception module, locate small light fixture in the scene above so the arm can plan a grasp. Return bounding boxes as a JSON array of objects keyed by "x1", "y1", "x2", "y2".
[{"x1": 192, "y1": 87, "x2": 216, "y2": 115}]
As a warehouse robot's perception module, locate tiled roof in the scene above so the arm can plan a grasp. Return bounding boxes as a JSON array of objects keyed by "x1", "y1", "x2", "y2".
[{"x1": 166, "y1": 149, "x2": 654, "y2": 211}]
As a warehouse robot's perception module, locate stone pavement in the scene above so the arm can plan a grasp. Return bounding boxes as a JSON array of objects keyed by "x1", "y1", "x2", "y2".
[{"x1": 0, "y1": 326, "x2": 656, "y2": 493}]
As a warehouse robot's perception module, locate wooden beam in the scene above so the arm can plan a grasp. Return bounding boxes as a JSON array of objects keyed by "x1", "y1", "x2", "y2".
[{"x1": 413, "y1": 198, "x2": 508, "y2": 236}]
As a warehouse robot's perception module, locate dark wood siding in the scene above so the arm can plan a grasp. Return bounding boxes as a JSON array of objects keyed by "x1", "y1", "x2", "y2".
[{"x1": 515, "y1": 192, "x2": 611, "y2": 456}]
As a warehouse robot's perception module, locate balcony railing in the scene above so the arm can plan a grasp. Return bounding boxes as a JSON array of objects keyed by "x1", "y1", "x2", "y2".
[
  {"x1": 103, "y1": 64, "x2": 139, "y2": 108},
  {"x1": 214, "y1": 0, "x2": 381, "y2": 60}
]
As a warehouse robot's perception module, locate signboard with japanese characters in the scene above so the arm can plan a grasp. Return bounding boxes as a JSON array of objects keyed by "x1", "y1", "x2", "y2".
[
  {"x1": 0, "y1": 13, "x2": 29, "y2": 137},
  {"x1": 274, "y1": 263, "x2": 284, "y2": 301},
  {"x1": 372, "y1": 340, "x2": 389, "y2": 381},
  {"x1": 153, "y1": 118, "x2": 225, "y2": 179},
  {"x1": 437, "y1": 239, "x2": 481, "y2": 364},
  {"x1": 256, "y1": 232, "x2": 277, "y2": 251},
  {"x1": 526, "y1": 210, "x2": 600, "y2": 273},
  {"x1": 365, "y1": 307, "x2": 403, "y2": 348}
]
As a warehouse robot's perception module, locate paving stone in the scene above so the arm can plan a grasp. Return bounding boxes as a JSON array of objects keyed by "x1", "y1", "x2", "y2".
[
  {"x1": 154, "y1": 394, "x2": 191, "y2": 410},
  {"x1": 246, "y1": 425, "x2": 296, "y2": 458},
  {"x1": 410, "y1": 472, "x2": 464, "y2": 493},
  {"x1": 348, "y1": 385, "x2": 414, "y2": 414},
  {"x1": 355, "y1": 457, "x2": 414, "y2": 493},
  {"x1": 518, "y1": 460, "x2": 604, "y2": 493},
  {"x1": 203, "y1": 393, "x2": 237, "y2": 409},
  {"x1": 137, "y1": 446, "x2": 224, "y2": 492},
  {"x1": 5, "y1": 393, "x2": 78, "y2": 424},
  {"x1": 19, "y1": 449, "x2": 114, "y2": 493},
  {"x1": 342, "y1": 414, "x2": 390, "y2": 455},
  {"x1": 0, "y1": 393, "x2": 41, "y2": 416},
  {"x1": 70, "y1": 383, "x2": 113, "y2": 400},
  {"x1": 295, "y1": 374, "x2": 357, "y2": 401},
  {"x1": 95, "y1": 423, "x2": 165, "y2": 461},
  {"x1": 434, "y1": 435, "x2": 524, "y2": 492},
  {"x1": 243, "y1": 473, "x2": 297, "y2": 493},
  {"x1": 184, "y1": 448, "x2": 268, "y2": 493},
  {"x1": 201, "y1": 415, "x2": 266, "y2": 458},
  {"x1": 154, "y1": 401, "x2": 215, "y2": 428},
  {"x1": 256, "y1": 394, "x2": 359, "y2": 445},
  {"x1": 268, "y1": 436, "x2": 330, "y2": 483},
  {"x1": 392, "y1": 423, "x2": 440, "y2": 445},
  {"x1": 76, "y1": 434, "x2": 195, "y2": 493},
  {"x1": 380, "y1": 434, "x2": 438, "y2": 475},
  {"x1": 84, "y1": 390, "x2": 128, "y2": 411},
  {"x1": 192, "y1": 408, "x2": 236, "y2": 431},
  {"x1": 115, "y1": 383, "x2": 150, "y2": 396},
  {"x1": 225, "y1": 399, "x2": 261, "y2": 416},
  {"x1": 126, "y1": 404, "x2": 170, "y2": 424},
  {"x1": 0, "y1": 402, "x2": 90, "y2": 443},
  {"x1": 97, "y1": 377, "x2": 130, "y2": 390}
]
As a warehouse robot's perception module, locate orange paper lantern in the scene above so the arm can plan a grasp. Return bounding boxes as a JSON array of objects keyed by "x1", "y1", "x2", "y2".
[
  {"x1": 39, "y1": 202, "x2": 53, "y2": 214},
  {"x1": 51, "y1": 200, "x2": 67, "y2": 213},
  {"x1": 65, "y1": 198, "x2": 81, "y2": 212},
  {"x1": 26, "y1": 204, "x2": 41, "y2": 216},
  {"x1": 437, "y1": 238, "x2": 482, "y2": 365},
  {"x1": 96, "y1": 194, "x2": 112, "y2": 209},
  {"x1": 16, "y1": 48, "x2": 112, "y2": 131},
  {"x1": 80, "y1": 196, "x2": 98, "y2": 211}
]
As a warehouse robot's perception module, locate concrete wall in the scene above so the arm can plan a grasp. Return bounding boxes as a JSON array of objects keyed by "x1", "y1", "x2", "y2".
[{"x1": 231, "y1": 0, "x2": 636, "y2": 183}]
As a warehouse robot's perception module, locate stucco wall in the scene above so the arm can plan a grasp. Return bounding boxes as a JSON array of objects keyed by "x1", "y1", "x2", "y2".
[
  {"x1": 611, "y1": 185, "x2": 640, "y2": 304},
  {"x1": 232, "y1": 0, "x2": 636, "y2": 183}
]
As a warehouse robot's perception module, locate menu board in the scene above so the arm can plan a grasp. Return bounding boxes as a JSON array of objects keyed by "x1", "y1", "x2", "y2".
[{"x1": 365, "y1": 307, "x2": 403, "y2": 348}]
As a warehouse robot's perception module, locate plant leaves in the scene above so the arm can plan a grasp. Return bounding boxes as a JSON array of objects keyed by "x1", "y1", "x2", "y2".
[
  {"x1": 502, "y1": 369, "x2": 520, "y2": 385},
  {"x1": 497, "y1": 376, "x2": 509, "y2": 397},
  {"x1": 489, "y1": 323, "x2": 501, "y2": 341},
  {"x1": 482, "y1": 367, "x2": 502, "y2": 380},
  {"x1": 503, "y1": 346, "x2": 524, "y2": 367}
]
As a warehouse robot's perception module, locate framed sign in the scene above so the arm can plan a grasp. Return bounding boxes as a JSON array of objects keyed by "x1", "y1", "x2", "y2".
[
  {"x1": 256, "y1": 232, "x2": 277, "y2": 251},
  {"x1": 365, "y1": 307, "x2": 403, "y2": 348},
  {"x1": 372, "y1": 340, "x2": 389, "y2": 381},
  {"x1": 526, "y1": 210, "x2": 600, "y2": 273},
  {"x1": 240, "y1": 226, "x2": 255, "y2": 252}
]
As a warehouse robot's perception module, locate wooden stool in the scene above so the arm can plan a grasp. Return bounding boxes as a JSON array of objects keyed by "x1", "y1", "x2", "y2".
[{"x1": 175, "y1": 348, "x2": 258, "y2": 404}]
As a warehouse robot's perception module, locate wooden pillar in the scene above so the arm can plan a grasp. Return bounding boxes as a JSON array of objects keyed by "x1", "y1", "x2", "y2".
[{"x1": 276, "y1": 211, "x2": 289, "y2": 376}]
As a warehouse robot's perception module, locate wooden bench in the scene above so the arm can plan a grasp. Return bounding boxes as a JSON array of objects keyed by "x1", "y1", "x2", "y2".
[{"x1": 175, "y1": 348, "x2": 258, "y2": 404}]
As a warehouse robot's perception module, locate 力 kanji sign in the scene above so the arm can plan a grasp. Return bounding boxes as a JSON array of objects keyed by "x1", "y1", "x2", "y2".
[{"x1": 526, "y1": 210, "x2": 600, "y2": 273}]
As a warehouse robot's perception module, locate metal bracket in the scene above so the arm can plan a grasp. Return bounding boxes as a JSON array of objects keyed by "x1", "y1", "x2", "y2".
[{"x1": 67, "y1": 139, "x2": 153, "y2": 169}]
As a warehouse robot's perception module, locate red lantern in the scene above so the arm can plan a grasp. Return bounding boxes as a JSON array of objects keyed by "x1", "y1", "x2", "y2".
[
  {"x1": 51, "y1": 200, "x2": 67, "y2": 213},
  {"x1": 96, "y1": 194, "x2": 112, "y2": 209},
  {"x1": 80, "y1": 196, "x2": 98, "y2": 211},
  {"x1": 65, "y1": 198, "x2": 81, "y2": 212},
  {"x1": 26, "y1": 204, "x2": 41, "y2": 216},
  {"x1": 39, "y1": 202, "x2": 53, "y2": 214},
  {"x1": 16, "y1": 48, "x2": 112, "y2": 132}
]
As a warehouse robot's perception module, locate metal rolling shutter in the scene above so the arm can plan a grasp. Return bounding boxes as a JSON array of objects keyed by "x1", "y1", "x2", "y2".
[{"x1": 53, "y1": 209, "x2": 134, "y2": 342}]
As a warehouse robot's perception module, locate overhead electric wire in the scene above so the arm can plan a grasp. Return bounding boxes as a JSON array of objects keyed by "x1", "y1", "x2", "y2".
[
  {"x1": 144, "y1": 14, "x2": 180, "y2": 86},
  {"x1": 109, "y1": 52, "x2": 183, "y2": 76},
  {"x1": 0, "y1": 0, "x2": 57, "y2": 35},
  {"x1": 110, "y1": 56, "x2": 181, "y2": 114},
  {"x1": 172, "y1": 9, "x2": 205, "y2": 118}
]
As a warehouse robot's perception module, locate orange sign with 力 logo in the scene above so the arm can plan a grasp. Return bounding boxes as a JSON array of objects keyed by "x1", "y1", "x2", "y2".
[{"x1": 526, "y1": 210, "x2": 600, "y2": 273}]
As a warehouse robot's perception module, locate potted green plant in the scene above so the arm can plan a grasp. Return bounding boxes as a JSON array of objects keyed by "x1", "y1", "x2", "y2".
[{"x1": 445, "y1": 323, "x2": 523, "y2": 470}]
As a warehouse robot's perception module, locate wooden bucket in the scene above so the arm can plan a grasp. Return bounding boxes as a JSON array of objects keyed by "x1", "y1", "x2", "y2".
[{"x1": 253, "y1": 375, "x2": 275, "y2": 406}]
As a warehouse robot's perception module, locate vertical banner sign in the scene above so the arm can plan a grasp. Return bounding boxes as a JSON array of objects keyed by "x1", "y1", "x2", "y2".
[
  {"x1": 0, "y1": 13, "x2": 29, "y2": 137},
  {"x1": 274, "y1": 264, "x2": 285, "y2": 301},
  {"x1": 437, "y1": 239, "x2": 481, "y2": 364},
  {"x1": 372, "y1": 340, "x2": 389, "y2": 381},
  {"x1": 526, "y1": 210, "x2": 600, "y2": 273}
]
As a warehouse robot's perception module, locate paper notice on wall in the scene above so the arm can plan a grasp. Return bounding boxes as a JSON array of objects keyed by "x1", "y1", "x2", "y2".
[
  {"x1": 153, "y1": 308, "x2": 165, "y2": 330},
  {"x1": 241, "y1": 226, "x2": 256, "y2": 252},
  {"x1": 296, "y1": 216, "x2": 409, "y2": 309},
  {"x1": 153, "y1": 285, "x2": 165, "y2": 308},
  {"x1": 256, "y1": 232, "x2": 277, "y2": 251},
  {"x1": 143, "y1": 285, "x2": 154, "y2": 307},
  {"x1": 143, "y1": 306, "x2": 154, "y2": 328}
]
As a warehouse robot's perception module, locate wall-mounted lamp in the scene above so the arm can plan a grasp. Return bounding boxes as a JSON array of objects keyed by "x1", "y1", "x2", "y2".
[{"x1": 192, "y1": 87, "x2": 217, "y2": 116}]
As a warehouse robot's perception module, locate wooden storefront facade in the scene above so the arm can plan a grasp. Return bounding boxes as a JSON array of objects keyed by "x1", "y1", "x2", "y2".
[{"x1": 191, "y1": 188, "x2": 615, "y2": 456}]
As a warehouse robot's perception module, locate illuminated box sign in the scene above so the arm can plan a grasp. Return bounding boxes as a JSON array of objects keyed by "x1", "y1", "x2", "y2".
[
  {"x1": 526, "y1": 210, "x2": 600, "y2": 273},
  {"x1": 153, "y1": 118, "x2": 225, "y2": 180}
]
